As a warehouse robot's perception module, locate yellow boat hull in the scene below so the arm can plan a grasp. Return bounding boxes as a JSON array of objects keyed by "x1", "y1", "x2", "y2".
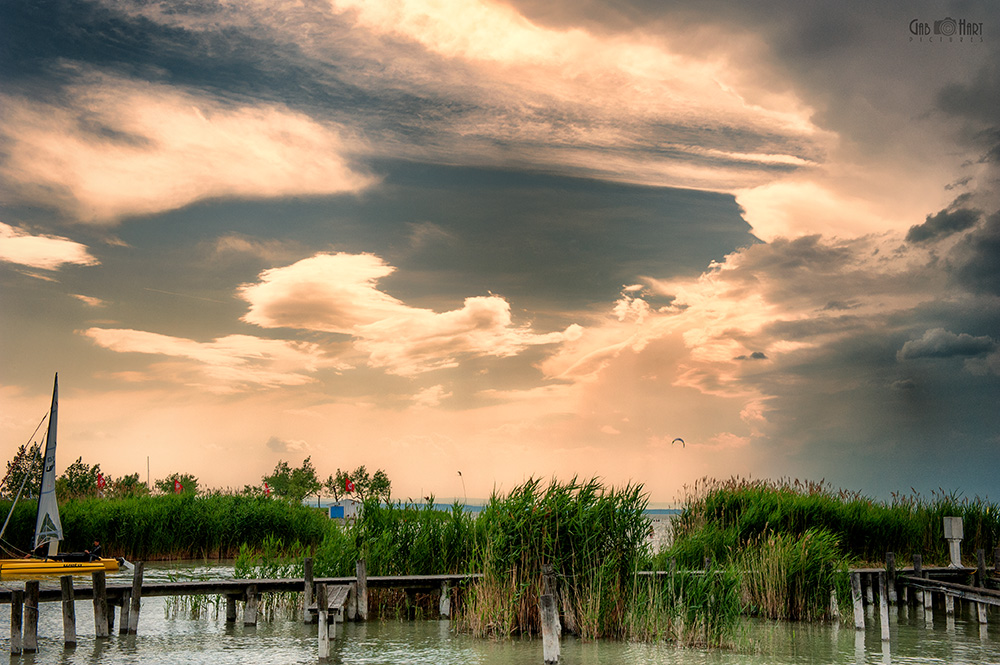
[{"x1": 0, "y1": 557, "x2": 120, "y2": 580}]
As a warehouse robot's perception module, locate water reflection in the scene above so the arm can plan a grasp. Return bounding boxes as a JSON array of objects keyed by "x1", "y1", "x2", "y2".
[{"x1": 3, "y1": 563, "x2": 1000, "y2": 664}]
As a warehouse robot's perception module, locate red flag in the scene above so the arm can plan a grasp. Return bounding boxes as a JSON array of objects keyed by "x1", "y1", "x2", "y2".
[
  {"x1": 174, "y1": 478, "x2": 183, "y2": 494},
  {"x1": 97, "y1": 473, "x2": 106, "y2": 490},
  {"x1": 345, "y1": 477, "x2": 355, "y2": 492},
  {"x1": 264, "y1": 481, "x2": 271, "y2": 496}
]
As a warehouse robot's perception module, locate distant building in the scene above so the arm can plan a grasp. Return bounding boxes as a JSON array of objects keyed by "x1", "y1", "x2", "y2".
[{"x1": 328, "y1": 499, "x2": 361, "y2": 520}]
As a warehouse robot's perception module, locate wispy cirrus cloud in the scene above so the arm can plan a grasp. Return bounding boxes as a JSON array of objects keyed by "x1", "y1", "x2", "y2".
[
  {"x1": 0, "y1": 221, "x2": 98, "y2": 270},
  {"x1": 0, "y1": 71, "x2": 375, "y2": 223},
  {"x1": 240, "y1": 252, "x2": 583, "y2": 376}
]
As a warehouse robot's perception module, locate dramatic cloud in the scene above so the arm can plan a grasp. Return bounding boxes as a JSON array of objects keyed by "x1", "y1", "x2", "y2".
[
  {"x1": 949, "y1": 211, "x2": 1000, "y2": 296},
  {"x1": 240, "y1": 252, "x2": 583, "y2": 375},
  {"x1": 93, "y1": 0, "x2": 827, "y2": 192},
  {"x1": 0, "y1": 221, "x2": 98, "y2": 270},
  {"x1": 83, "y1": 329, "x2": 340, "y2": 391},
  {"x1": 907, "y1": 206, "x2": 982, "y2": 244},
  {"x1": 898, "y1": 328, "x2": 996, "y2": 361},
  {"x1": 0, "y1": 72, "x2": 374, "y2": 222}
]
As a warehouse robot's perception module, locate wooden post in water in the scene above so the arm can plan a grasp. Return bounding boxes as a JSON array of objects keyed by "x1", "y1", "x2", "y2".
[
  {"x1": 977, "y1": 549, "x2": 989, "y2": 625},
  {"x1": 864, "y1": 573, "x2": 874, "y2": 605},
  {"x1": 61, "y1": 575, "x2": 77, "y2": 646},
  {"x1": 850, "y1": 572, "x2": 865, "y2": 630},
  {"x1": 346, "y1": 582, "x2": 357, "y2": 621},
  {"x1": 244, "y1": 584, "x2": 258, "y2": 626},
  {"x1": 439, "y1": 581, "x2": 451, "y2": 618},
  {"x1": 10, "y1": 589, "x2": 23, "y2": 655},
  {"x1": 878, "y1": 571, "x2": 890, "y2": 642},
  {"x1": 886, "y1": 552, "x2": 897, "y2": 604},
  {"x1": 92, "y1": 570, "x2": 110, "y2": 637},
  {"x1": 119, "y1": 591, "x2": 131, "y2": 635},
  {"x1": 540, "y1": 592, "x2": 560, "y2": 664},
  {"x1": 303, "y1": 557, "x2": 315, "y2": 624},
  {"x1": 944, "y1": 593, "x2": 955, "y2": 616},
  {"x1": 913, "y1": 555, "x2": 926, "y2": 609},
  {"x1": 356, "y1": 560, "x2": 368, "y2": 621},
  {"x1": 226, "y1": 595, "x2": 238, "y2": 623},
  {"x1": 24, "y1": 580, "x2": 39, "y2": 653},
  {"x1": 317, "y1": 584, "x2": 330, "y2": 660},
  {"x1": 128, "y1": 562, "x2": 144, "y2": 635}
]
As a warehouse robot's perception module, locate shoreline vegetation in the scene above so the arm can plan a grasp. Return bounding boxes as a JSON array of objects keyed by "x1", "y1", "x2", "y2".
[{"x1": 4, "y1": 476, "x2": 999, "y2": 647}]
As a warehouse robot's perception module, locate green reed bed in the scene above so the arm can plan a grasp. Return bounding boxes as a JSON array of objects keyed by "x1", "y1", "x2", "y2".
[
  {"x1": 0, "y1": 493, "x2": 331, "y2": 560},
  {"x1": 657, "y1": 477, "x2": 1000, "y2": 624},
  {"x1": 667, "y1": 477, "x2": 1000, "y2": 567},
  {"x1": 454, "y1": 478, "x2": 739, "y2": 646},
  {"x1": 311, "y1": 498, "x2": 475, "y2": 578}
]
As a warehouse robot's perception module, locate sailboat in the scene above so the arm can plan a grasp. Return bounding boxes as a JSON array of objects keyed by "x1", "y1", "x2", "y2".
[{"x1": 0, "y1": 374, "x2": 120, "y2": 579}]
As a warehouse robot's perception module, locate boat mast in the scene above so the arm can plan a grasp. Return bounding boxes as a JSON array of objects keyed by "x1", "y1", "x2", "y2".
[{"x1": 34, "y1": 373, "x2": 64, "y2": 556}]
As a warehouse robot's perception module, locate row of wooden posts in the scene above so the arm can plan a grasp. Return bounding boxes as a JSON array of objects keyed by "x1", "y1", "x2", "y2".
[
  {"x1": 9, "y1": 563, "x2": 146, "y2": 655},
  {"x1": 847, "y1": 546, "x2": 1000, "y2": 644},
  {"x1": 6, "y1": 559, "x2": 465, "y2": 659}
]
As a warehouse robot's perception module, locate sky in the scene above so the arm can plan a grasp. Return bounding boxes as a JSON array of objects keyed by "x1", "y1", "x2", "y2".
[{"x1": 1, "y1": 0, "x2": 998, "y2": 505}]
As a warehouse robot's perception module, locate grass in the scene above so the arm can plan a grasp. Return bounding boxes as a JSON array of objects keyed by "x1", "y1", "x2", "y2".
[
  {"x1": 665, "y1": 476, "x2": 1000, "y2": 567},
  {"x1": 0, "y1": 492, "x2": 331, "y2": 560}
]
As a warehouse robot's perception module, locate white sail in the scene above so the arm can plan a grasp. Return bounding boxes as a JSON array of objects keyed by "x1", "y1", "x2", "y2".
[{"x1": 33, "y1": 374, "x2": 63, "y2": 550}]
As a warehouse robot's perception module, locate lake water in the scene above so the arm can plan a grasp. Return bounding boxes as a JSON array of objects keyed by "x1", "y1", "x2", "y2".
[{"x1": 4, "y1": 562, "x2": 1000, "y2": 664}]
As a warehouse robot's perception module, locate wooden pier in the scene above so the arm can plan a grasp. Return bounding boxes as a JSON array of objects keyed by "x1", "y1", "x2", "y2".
[{"x1": 1, "y1": 560, "x2": 479, "y2": 658}]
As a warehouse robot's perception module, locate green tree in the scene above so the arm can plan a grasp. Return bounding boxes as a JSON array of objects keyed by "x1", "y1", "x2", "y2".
[
  {"x1": 109, "y1": 472, "x2": 150, "y2": 498},
  {"x1": 262, "y1": 457, "x2": 322, "y2": 502},
  {"x1": 328, "y1": 466, "x2": 391, "y2": 504},
  {"x1": 1, "y1": 444, "x2": 41, "y2": 500},
  {"x1": 56, "y1": 456, "x2": 103, "y2": 500},
  {"x1": 154, "y1": 473, "x2": 199, "y2": 495}
]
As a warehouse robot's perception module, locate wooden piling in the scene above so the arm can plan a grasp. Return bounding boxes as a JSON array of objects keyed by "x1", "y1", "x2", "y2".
[
  {"x1": 24, "y1": 580, "x2": 39, "y2": 653},
  {"x1": 304, "y1": 557, "x2": 315, "y2": 624},
  {"x1": 439, "y1": 581, "x2": 451, "y2": 618},
  {"x1": 244, "y1": 584, "x2": 258, "y2": 626},
  {"x1": 61, "y1": 575, "x2": 77, "y2": 646},
  {"x1": 540, "y1": 592, "x2": 560, "y2": 664},
  {"x1": 318, "y1": 584, "x2": 330, "y2": 660},
  {"x1": 945, "y1": 593, "x2": 955, "y2": 616},
  {"x1": 226, "y1": 595, "x2": 238, "y2": 623},
  {"x1": 886, "y1": 552, "x2": 897, "y2": 604},
  {"x1": 128, "y1": 562, "x2": 144, "y2": 635},
  {"x1": 93, "y1": 570, "x2": 110, "y2": 637},
  {"x1": 977, "y1": 549, "x2": 989, "y2": 625},
  {"x1": 10, "y1": 589, "x2": 23, "y2": 655},
  {"x1": 878, "y1": 571, "x2": 890, "y2": 642},
  {"x1": 850, "y1": 572, "x2": 864, "y2": 630},
  {"x1": 864, "y1": 573, "x2": 874, "y2": 605},
  {"x1": 913, "y1": 555, "x2": 926, "y2": 608},
  {"x1": 119, "y1": 591, "x2": 131, "y2": 635},
  {"x1": 356, "y1": 559, "x2": 368, "y2": 621},
  {"x1": 346, "y1": 582, "x2": 357, "y2": 621}
]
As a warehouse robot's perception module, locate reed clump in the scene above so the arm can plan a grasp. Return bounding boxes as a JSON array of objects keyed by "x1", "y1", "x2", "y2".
[
  {"x1": 0, "y1": 493, "x2": 331, "y2": 560},
  {"x1": 453, "y1": 477, "x2": 739, "y2": 646},
  {"x1": 667, "y1": 476, "x2": 1000, "y2": 566},
  {"x1": 311, "y1": 498, "x2": 475, "y2": 577}
]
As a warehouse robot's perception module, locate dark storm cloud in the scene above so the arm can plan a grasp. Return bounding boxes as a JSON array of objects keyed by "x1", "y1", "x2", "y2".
[
  {"x1": 906, "y1": 206, "x2": 982, "y2": 243},
  {"x1": 949, "y1": 211, "x2": 1000, "y2": 296},
  {"x1": 898, "y1": 328, "x2": 996, "y2": 360}
]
